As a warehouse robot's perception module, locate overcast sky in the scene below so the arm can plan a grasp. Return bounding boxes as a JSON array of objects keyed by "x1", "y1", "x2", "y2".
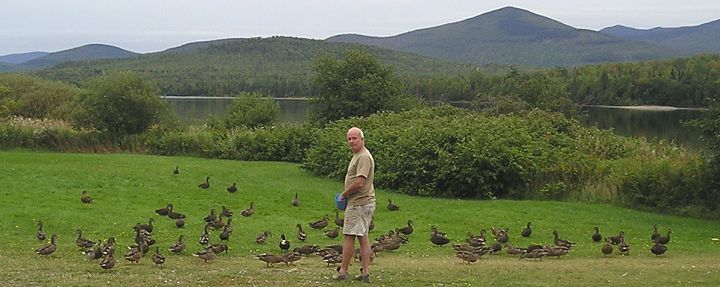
[{"x1": 2, "y1": 0, "x2": 719, "y2": 55}]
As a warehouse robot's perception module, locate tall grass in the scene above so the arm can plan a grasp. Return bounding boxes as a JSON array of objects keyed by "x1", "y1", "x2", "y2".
[{"x1": 2, "y1": 151, "x2": 719, "y2": 286}]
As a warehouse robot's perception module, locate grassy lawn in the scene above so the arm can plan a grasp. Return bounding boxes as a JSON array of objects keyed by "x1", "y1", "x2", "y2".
[{"x1": 1, "y1": 150, "x2": 719, "y2": 286}]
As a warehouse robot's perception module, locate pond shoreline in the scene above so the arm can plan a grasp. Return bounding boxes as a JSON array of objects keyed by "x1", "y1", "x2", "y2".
[{"x1": 583, "y1": 105, "x2": 708, "y2": 111}]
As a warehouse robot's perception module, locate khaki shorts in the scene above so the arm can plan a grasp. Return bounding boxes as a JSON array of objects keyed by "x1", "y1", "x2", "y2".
[{"x1": 342, "y1": 202, "x2": 376, "y2": 236}]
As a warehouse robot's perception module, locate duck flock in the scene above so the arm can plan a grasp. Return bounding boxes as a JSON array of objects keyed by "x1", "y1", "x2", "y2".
[{"x1": 32, "y1": 166, "x2": 674, "y2": 273}]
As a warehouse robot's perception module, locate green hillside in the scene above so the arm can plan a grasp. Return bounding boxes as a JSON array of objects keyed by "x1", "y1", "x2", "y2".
[
  {"x1": 327, "y1": 6, "x2": 684, "y2": 67},
  {"x1": 2, "y1": 151, "x2": 719, "y2": 286},
  {"x1": 33, "y1": 37, "x2": 481, "y2": 97}
]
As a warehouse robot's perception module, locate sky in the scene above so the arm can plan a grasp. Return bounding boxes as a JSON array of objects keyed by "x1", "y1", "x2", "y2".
[{"x1": 2, "y1": 0, "x2": 719, "y2": 56}]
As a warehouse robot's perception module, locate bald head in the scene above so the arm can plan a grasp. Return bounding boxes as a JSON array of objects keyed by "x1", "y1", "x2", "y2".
[{"x1": 346, "y1": 127, "x2": 365, "y2": 153}]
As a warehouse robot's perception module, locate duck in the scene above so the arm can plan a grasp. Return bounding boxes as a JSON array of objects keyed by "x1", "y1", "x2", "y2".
[
  {"x1": 430, "y1": 226, "x2": 450, "y2": 246},
  {"x1": 609, "y1": 231, "x2": 625, "y2": 245},
  {"x1": 198, "y1": 224, "x2": 211, "y2": 246},
  {"x1": 466, "y1": 230, "x2": 487, "y2": 247},
  {"x1": 325, "y1": 227, "x2": 340, "y2": 239},
  {"x1": 35, "y1": 234, "x2": 58, "y2": 256},
  {"x1": 75, "y1": 229, "x2": 95, "y2": 249},
  {"x1": 296, "y1": 223, "x2": 308, "y2": 241},
  {"x1": 506, "y1": 245, "x2": 526, "y2": 256},
  {"x1": 194, "y1": 247, "x2": 217, "y2": 263},
  {"x1": 592, "y1": 226, "x2": 602, "y2": 242},
  {"x1": 651, "y1": 224, "x2": 660, "y2": 241},
  {"x1": 657, "y1": 229, "x2": 672, "y2": 244},
  {"x1": 256, "y1": 253, "x2": 286, "y2": 267},
  {"x1": 101, "y1": 237, "x2": 116, "y2": 256},
  {"x1": 545, "y1": 245, "x2": 570, "y2": 258},
  {"x1": 397, "y1": 220, "x2": 414, "y2": 235},
  {"x1": 175, "y1": 217, "x2": 185, "y2": 228},
  {"x1": 210, "y1": 215, "x2": 225, "y2": 230},
  {"x1": 169, "y1": 235, "x2": 185, "y2": 254},
  {"x1": 81, "y1": 190, "x2": 93, "y2": 203},
  {"x1": 497, "y1": 230, "x2": 509, "y2": 244},
  {"x1": 204, "y1": 209, "x2": 217, "y2": 223},
  {"x1": 167, "y1": 205, "x2": 185, "y2": 219},
  {"x1": 293, "y1": 244, "x2": 319, "y2": 256},
  {"x1": 198, "y1": 176, "x2": 210, "y2": 189},
  {"x1": 173, "y1": 166, "x2": 179, "y2": 175},
  {"x1": 99, "y1": 249, "x2": 115, "y2": 270},
  {"x1": 650, "y1": 241, "x2": 667, "y2": 256},
  {"x1": 155, "y1": 203, "x2": 172, "y2": 216},
  {"x1": 241, "y1": 201, "x2": 255, "y2": 217},
  {"x1": 387, "y1": 199, "x2": 399, "y2": 211},
  {"x1": 322, "y1": 252, "x2": 342, "y2": 266},
  {"x1": 279, "y1": 233, "x2": 291, "y2": 252},
  {"x1": 521, "y1": 222, "x2": 532, "y2": 238},
  {"x1": 152, "y1": 247, "x2": 166, "y2": 267},
  {"x1": 291, "y1": 193, "x2": 300, "y2": 206},
  {"x1": 256, "y1": 231, "x2": 271, "y2": 244},
  {"x1": 601, "y1": 238, "x2": 613, "y2": 256},
  {"x1": 226, "y1": 182, "x2": 237, "y2": 193},
  {"x1": 36, "y1": 221, "x2": 47, "y2": 241},
  {"x1": 619, "y1": 238, "x2": 630, "y2": 256},
  {"x1": 84, "y1": 239, "x2": 104, "y2": 260},
  {"x1": 456, "y1": 250, "x2": 481, "y2": 264},
  {"x1": 552, "y1": 230, "x2": 575, "y2": 248},
  {"x1": 138, "y1": 218, "x2": 154, "y2": 233},
  {"x1": 124, "y1": 244, "x2": 143, "y2": 264},
  {"x1": 220, "y1": 220, "x2": 233, "y2": 241},
  {"x1": 220, "y1": 206, "x2": 233, "y2": 217},
  {"x1": 283, "y1": 251, "x2": 302, "y2": 266},
  {"x1": 520, "y1": 248, "x2": 546, "y2": 261},
  {"x1": 309, "y1": 215, "x2": 329, "y2": 230},
  {"x1": 334, "y1": 209, "x2": 344, "y2": 227},
  {"x1": 209, "y1": 243, "x2": 229, "y2": 254}
]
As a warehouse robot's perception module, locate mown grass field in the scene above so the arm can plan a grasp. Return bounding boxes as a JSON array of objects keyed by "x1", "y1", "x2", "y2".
[{"x1": 1, "y1": 150, "x2": 719, "y2": 286}]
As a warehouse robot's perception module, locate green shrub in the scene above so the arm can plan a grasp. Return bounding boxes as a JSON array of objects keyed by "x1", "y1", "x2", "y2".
[
  {"x1": 223, "y1": 92, "x2": 279, "y2": 129},
  {"x1": 215, "y1": 124, "x2": 317, "y2": 162}
]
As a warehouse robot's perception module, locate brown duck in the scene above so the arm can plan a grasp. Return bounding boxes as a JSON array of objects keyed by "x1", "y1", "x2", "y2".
[
  {"x1": 198, "y1": 224, "x2": 211, "y2": 246},
  {"x1": 220, "y1": 206, "x2": 233, "y2": 217},
  {"x1": 169, "y1": 235, "x2": 185, "y2": 254},
  {"x1": 601, "y1": 238, "x2": 613, "y2": 256},
  {"x1": 651, "y1": 224, "x2": 660, "y2": 241},
  {"x1": 292, "y1": 193, "x2": 300, "y2": 206},
  {"x1": 552, "y1": 230, "x2": 575, "y2": 248},
  {"x1": 309, "y1": 215, "x2": 329, "y2": 230},
  {"x1": 657, "y1": 229, "x2": 672, "y2": 244},
  {"x1": 167, "y1": 205, "x2": 185, "y2": 219},
  {"x1": 226, "y1": 182, "x2": 237, "y2": 193},
  {"x1": 99, "y1": 249, "x2": 115, "y2": 270},
  {"x1": 241, "y1": 201, "x2": 255, "y2": 217},
  {"x1": 75, "y1": 229, "x2": 95, "y2": 248},
  {"x1": 456, "y1": 250, "x2": 481, "y2": 264},
  {"x1": 204, "y1": 208, "x2": 217, "y2": 223},
  {"x1": 152, "y1": 246, "x2": 166, "y2": 266},
  {"x1": 325, "y1": 227, "x2": 340, "y2": 239},
  {"x1": 35, "y1": 234, "x2": 58, "y2": 256},
  {"x1": 397, "y1": 220, "x2": 414, "y2": 235},
  {"x1": 194, "y1": 247, "x2": 217, "y2": 263},
  {"x1": 256, "y1": 253, "x2": 285, "y2": 267},
  {"x1": 256, "y1": 231, "x2": 271, "y2": 244},
  {"x1": 650, "y1": 241, "x2": 667, "y2": 256},
  {"x1": 198, "y1": 176, "x2": 210, "y2": 189},
  {"x1": 592, "y1": 226, "x2": 602, "y2": 242},
  {"x1": 138, "y1": 218, "x2": 154, "y2": 234},
  {"x1": 430, "y1": 226, "x2": 450, "y2": 246},
  {"x1": 296, "y1": 223, "x2": 307, "y2": 241},
  {"x1": 155, "y1": 203, "x2": 172, "y2": 216},
  {"x1": 36, "y1": 221, "x2": 47, "y2": 241},
  {"x1": 387, "y1": 199, "x2": 399, "y2": 211},
  {"x1": 521, "y1": 222, "x2": 532, "y2": 237},
  {"x1": 81, "y1": 190, "x2": 93, "y2": 203}
]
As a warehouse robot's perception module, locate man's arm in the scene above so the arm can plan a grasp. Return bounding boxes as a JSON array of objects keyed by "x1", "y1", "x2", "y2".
[{"x1": 341, "y1": 176, "x2": 366, "y2": 199}]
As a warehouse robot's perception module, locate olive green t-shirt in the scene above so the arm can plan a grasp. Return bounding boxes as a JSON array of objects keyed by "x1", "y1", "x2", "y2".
[{"x1": 344, "y1": 147, "x2": 375, "y2": 206}]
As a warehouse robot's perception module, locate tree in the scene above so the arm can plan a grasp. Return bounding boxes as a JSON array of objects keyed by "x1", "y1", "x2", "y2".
[
  {"x1": 223, "y1": 92, "x2": 279, "y2": 128},
  {"x1": 73, "y1": 71, "x2": 168, "y2": 135},
  {"x1": 310, "y1": 49, "x2": 406, "y2": 124}
]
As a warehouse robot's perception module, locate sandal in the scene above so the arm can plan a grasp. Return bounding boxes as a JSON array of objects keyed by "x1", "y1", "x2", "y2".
[
  {"x1": 354, "y1": 274, "x2": 370, "y2": 283},
  {"x1": 332, "y1": 272, "x2": 348, "y2": 281}
]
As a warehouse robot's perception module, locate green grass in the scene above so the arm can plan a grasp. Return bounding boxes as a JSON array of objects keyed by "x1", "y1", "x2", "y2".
[{"x1": 2, "y1": 150, "x2": 720, "y2": 286}]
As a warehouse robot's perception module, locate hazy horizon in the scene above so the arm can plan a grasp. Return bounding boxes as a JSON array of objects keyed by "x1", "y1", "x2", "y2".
[{"x1": 2, "y1": 0, "x2": 719, "y2": 55}]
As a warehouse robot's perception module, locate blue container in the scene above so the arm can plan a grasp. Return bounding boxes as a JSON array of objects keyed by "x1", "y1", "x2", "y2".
[{"x1": 335, "y1": 193, "x2": 347, "y2": 210}]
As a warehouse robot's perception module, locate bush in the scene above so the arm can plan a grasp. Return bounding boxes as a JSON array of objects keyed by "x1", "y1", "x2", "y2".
[
  {"x1": 215, "y1": 124, "x2": 317, "y2": 162},
  {"x1": 223, "y1": 92, "x2": 279, "y2": 129}
]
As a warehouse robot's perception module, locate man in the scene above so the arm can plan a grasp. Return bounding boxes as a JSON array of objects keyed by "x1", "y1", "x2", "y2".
[{"x1": 333, "y1": 127, "x2": 375, "y2": 283}]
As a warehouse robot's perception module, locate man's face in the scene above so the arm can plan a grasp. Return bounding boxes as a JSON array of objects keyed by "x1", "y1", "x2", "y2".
[{"x1": 347, "y1": 129, "x2": 364, "y2": 153}]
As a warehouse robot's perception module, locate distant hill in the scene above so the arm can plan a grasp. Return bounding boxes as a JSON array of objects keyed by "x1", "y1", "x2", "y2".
[
  {"x1": 34, "y1": 37, "x2": 483, "y2": 97},
  {"x1": 600, "y1": 19, "x2": 720, "y2": 54},
  {"x1": 0, "y1": 51, "x2": 48, "y2": 64},
  {"x1": 7, "y1": 44, "x2": 138, "y2": 71},
  {"x1": 327, "y1": 6, "x2": 684, "y2": 67}
]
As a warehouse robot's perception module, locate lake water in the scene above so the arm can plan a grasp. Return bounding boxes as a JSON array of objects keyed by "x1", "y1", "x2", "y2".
[{"x1": 164, "y1": 97, "x2": 706, "y2": 150}]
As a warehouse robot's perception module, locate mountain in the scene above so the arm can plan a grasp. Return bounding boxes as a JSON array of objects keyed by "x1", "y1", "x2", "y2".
[
  {"x1": 327, "y1": 6, "x2": 684, "y2": 67},
  {"x1": 600, "y1": 19, "x2": 720, "y2": 54},
  {"x1": 34, "y1": 37, "x2": 482, "y2": 97},
  {"x1": 0, "y1": 51, "x2": 49, "y2": 64},
  {"x1": 13, "y1": 44, "x2": 138, "y2": 70}
]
